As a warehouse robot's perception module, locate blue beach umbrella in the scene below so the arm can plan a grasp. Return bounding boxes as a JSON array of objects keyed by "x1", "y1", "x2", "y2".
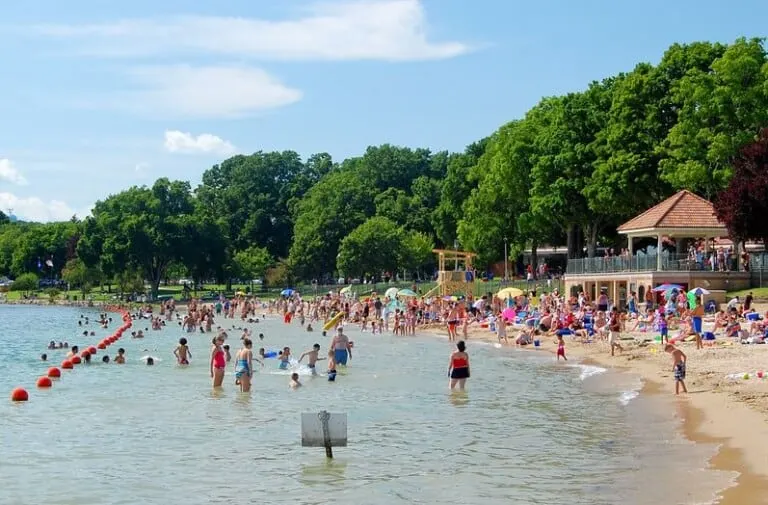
[
  {"x1": 688, "y1": 287, "x2": 710, "y2": 297},
  {"x1": 280, "y1": 288, "x2": 294, "y2": 297}
]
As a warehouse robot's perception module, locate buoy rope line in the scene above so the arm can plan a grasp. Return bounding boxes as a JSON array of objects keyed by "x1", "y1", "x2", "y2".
[{"x1": 10, "y1": 305, "x2": 133, "y2": 402}]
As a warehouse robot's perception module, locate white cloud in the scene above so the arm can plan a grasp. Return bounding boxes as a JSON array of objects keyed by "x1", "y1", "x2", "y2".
[
  {"x1": 164, "y1": 130, "x2": 237, "y2": 156},
  {"x1": 31, "y1": 0, "x2": 469, "y2": 61},
  {"x1": 118, "y1": 65, "x2": 301, "y2": 118},
  {"x1": 0, "y1": 159, "x2": 28, "y2": 185},
  {"x1": 0, "y1": 192, "x2": 91, "y2": 222}
]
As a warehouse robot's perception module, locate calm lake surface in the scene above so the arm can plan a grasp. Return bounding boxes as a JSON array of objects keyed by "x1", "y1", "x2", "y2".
[{"x1": 0, "y1": 305, "x2": 735, "y2": 505}]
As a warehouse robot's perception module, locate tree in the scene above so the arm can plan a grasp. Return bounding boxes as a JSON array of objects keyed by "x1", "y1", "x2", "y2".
[
  {"x1": 661, "y1": 38, "x2": 768, "y2": 197},
  {"x1": 337, "y1": 217, "x2": 403, "y2": 279},
  {"x1": 233, "y1": 246, "x2": 273, "y2": 282},
  {"x1": 714, "y1": 128, "x2": 768, "y2": 245},
  {"x1": 11, "y1": 272, "x2": 38, "y2": 292},
  {"x1": 61, "y1": 257, "x2": 101, "y2": 295},
  {"x1": 399, "y1": 231, "x2": 435, "y2": 277},
  {"x1": 78, "y1": 178, "x2": 199, "y2": 296},
  {"x1": 288, "y1": 170, "x2": 376, "y2": 279}
]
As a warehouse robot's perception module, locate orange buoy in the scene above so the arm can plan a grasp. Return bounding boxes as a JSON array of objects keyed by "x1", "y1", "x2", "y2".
[
  {"x1": 48, "y1": 367, "x2": 61, "y2": 378},
  {"x1": 10, "y1": 387, "x2": 28, "y2": 401},
  {"x1": 87, "y1": 346, "x2": 97, "y2": 355},
  {"x1": 36, "y1": 376, "x2": 52, "y2": 388},
  {"x1": 97, "y1": 342, "x2": 107, "y2": 350},
  {"x1": 71, "y1": 356, "x2": 82, "y2": 365},
  {"x1": 61, "y1": 360, "x2": 73, "y2": 369},
  {"x1": 80, "y1": 350, "x2": 91, "y2": 358}
]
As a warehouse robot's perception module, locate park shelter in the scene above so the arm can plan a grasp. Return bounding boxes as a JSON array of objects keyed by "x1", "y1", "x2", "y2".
[{"x1": 564, "y1": 190, "x2": 750, "y2": 308}]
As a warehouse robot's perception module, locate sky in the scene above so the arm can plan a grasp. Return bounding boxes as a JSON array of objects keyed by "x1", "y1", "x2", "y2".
[{"x1": 1, "y1": 0, "x2": 767, "y2": 222}]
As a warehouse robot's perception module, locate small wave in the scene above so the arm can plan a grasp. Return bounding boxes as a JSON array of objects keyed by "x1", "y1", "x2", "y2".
[
  {"x1": 573, "y1": 364, "x2": 607, "y2": 380},
  {"x1": 618, "y1": 390, "x2": 639, "y2": 406}
]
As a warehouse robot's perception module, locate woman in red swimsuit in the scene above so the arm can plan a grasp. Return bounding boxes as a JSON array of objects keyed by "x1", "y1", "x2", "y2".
[
  {"x1": 210, "y1": 336, "x2": 226, "y2": 388},
  {"x1": 448, "y1": 340, "x2": 470, "y2": 390}
]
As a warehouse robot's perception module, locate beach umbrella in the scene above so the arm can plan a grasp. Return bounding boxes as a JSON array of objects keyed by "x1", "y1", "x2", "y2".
[
  {"x1": 340, "y1": 286, "x2": 352, "y2": 295},
  {"x1": 501, "y1": 307, "x2": 516, "y2": 322},
  {"x1": 235, "y1": 291, "x2": 246, "y2": 296},
  {"x1": 280, "y1": 288, "x2": 294, "y2": 297},
  {"x1": 385, "y1": 287, "x2": 399, "y2": 299},
  {"x1": 397, "y1": 288, "x2": 417, "y2": 297},
  {"x1": 497, "y1": 287, "x2": 524, "y2": 299},
  {"x1": 652, "y1": 283, "x2": 683, "y2": 292},
  {"x1": 689, "y1": 287, "x2": 710, "y2": 297}
]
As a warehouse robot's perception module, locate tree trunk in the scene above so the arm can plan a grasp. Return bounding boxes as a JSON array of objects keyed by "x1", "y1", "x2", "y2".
[
  {"x1": 530, "y1": 242, "x2": 538, "y2": 273},
  {"x1": 566, "y1": 224, "x2": 576, "y2": 259},
  {"x1": 586, "y1": 223, "x2": 599, "y2": 258}
]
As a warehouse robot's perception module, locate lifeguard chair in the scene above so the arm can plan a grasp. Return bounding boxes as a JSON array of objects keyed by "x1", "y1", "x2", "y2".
[{"x1": 426, "y1": 249, "x2": 476, "y2": 299}]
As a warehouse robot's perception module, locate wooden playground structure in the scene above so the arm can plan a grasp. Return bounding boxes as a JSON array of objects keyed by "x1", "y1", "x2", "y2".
[{"x1": 424, "y1": 249, "x2": 477, "y2": 298}]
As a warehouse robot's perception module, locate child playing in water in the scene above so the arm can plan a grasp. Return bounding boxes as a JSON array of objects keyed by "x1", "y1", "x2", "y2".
[
  {"x1": 174, "y1": 337, "x2": 191, "y2": 365},
  {"x1": 496, "y1": 318, "x2": 508, "y2": 345},
  {"x1": 289, "y1": 372, "x2": 302, "y2": 389},
  {"x1": 278, "y1": 347, "x2": 291, "y2": 370},
  {"x1": 326, "y1": 349, "x2": 337, "y2": 382},
  {"x1": 555, "y1": 333, "x2": 567, "y2": 361},
  {"x1": 114, "y1": 348, "x2": 126, "y2": 364},
  {"x1": 665, "y1": 344, "x2": 688, "y2": 395},
  {"x1": 298, "y1": 343, "x2": 324, "y2": 375}
]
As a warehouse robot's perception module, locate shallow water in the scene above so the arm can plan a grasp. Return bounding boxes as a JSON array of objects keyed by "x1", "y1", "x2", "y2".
[{"x1": 0, "y1": 305, "x2": 735, "y2": 505}]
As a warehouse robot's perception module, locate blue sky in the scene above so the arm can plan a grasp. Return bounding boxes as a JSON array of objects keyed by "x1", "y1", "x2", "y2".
[{"x1": 0, "y1": 0, "x2": 766, "y2": 222}]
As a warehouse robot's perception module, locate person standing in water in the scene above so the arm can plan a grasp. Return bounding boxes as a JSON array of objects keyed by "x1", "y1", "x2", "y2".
[
  {"x1": 174, "y1": 337, "x2": 191, "y2": 365},
  {"x1": 448, "y1": 340, "x2": 470, "y2": 390},
  {"x1": 234, "y1": 338, "x2": 258, "y2": 392},
  {"x1": 298, "y1": 343, "x2": 324, "y2": 375},
  {"x1": 210, "y1": 336, "x2": 226, "y2": 388},
  {"x1": 330, "y1": 327, "x2": 352, "y2": 366},
  {"x1": 665, "y1": 344, "x2": 688, "y2": 395}
]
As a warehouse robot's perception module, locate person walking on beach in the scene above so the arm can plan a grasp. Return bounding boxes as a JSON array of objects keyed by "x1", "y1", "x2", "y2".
[
  {"x1": 691, "y1": 298, "x2": 704, "y2": 350},
  {"x1": 608, "y1": 307, "x2": 623, "y2": 357},
  {"x1": 210, "y1": 336, "x2": 226, "y2": 388},
  {"x1": 448, "y1": 340, "x2": 470, "y2": 390},
  {"x1": 555, "y1": 333, "x2": 567, "y2": 361},
  {"x1": 665, "y1": 344, "x2": 688, "y2": 394}
]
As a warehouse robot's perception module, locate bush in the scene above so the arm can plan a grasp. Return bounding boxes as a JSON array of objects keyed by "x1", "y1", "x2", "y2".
[{"x1": 10, "y1": 273, "x2": 39, "y2": 292}]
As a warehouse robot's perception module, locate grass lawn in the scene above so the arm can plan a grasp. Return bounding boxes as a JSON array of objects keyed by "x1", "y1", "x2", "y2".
[{"x1": 726, "y1": 287, "x2": 768, "y2": 299}]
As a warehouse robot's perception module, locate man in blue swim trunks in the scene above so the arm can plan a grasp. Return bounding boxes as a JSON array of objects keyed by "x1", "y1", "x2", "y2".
[{"x1": 330, "y1": 327, "x2": 352, "y2": 366}]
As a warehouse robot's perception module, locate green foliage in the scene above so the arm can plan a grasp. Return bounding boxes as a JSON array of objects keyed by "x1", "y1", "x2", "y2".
[
  {"x1": 11, "y1": 272, "x2": 38, "y2": 292},
  {"x1": 337, "y1": 217, "x2": 403, "y2": 278},
  {"x1": 61, "y1": 258, "x2": 101, "y2": 294},
  {"x1": 0, "y1": 37, "x2": 765, "y2": 280},
  {"x1": 233, "y1": 246, "x2": 273, "y2": 281}
]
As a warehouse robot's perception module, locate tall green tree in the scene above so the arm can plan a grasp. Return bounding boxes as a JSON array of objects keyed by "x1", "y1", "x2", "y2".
[
  {"x1": 661, "y1": 38, "x2": 768, "y2": 197},
  {"x1": 337, "y1": 217, "x2": 403, "y2": 278}
]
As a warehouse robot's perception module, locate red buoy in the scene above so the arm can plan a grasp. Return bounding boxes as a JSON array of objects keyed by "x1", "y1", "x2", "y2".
[
  {"x1": 97, "y1": 342, "x2": 107, "y2": 350},
  {"x1": 10, "y1": 387, "x2": 28, "y2": 401},
  {"x1": 87, "y1": 346, "x2": 98, "y2": 355},
  {"x1": 61, "y1": 360, "x2": 73, "y2": 369},
  {"x1": 36, "y1": 376, "x2": 52, "y2": 388},
  {"x1": 80, "y1": 350, "x2": 91, "y2": 358},
  {"x1": 48, "y1": 367, "x2": 61, "y2": 378},
  {"x1": 71, "y1": 356, "x2": 82, "y2": 365}
]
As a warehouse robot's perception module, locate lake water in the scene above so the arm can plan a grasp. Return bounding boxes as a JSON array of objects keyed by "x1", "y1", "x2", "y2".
[{"x1": 0, "y1": 305, "x2": 736, "y2": 505}]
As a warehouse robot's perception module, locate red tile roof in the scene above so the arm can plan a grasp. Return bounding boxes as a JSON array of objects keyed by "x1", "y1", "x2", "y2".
[{"x1": 617, "y1": 190, "x2": 726, "y2": 232}]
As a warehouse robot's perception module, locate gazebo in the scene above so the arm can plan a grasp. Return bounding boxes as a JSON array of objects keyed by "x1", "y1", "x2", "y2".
[
  {"x1": 618, "y1": 190, "x2": 731, "y2": 270},
  {"x1": 564, "y1": 190, "x2": 750, "y2": 308}
]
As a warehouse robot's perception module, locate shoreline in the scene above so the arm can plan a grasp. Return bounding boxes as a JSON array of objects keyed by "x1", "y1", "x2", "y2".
[{"x1": 422, "y1": 324, "x2": 768, "y2": 505}]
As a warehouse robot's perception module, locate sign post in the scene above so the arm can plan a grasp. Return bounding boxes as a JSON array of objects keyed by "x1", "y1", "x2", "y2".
[{"x1": 301, "y1": 410, "x2": 347, "y2": 459}]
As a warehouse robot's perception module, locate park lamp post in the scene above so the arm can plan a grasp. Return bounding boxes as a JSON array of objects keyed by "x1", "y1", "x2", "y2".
[
  {"x1": 453, "y1": 239, "x2": 459, "y2": 270},
  {"x1": 504, "y1": 236, "x2": 509, "y2": 282}
]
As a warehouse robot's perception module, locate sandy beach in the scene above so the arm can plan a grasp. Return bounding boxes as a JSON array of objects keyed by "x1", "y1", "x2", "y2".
[{"x1": 424, "y1": 316, "x2": 768, "y2": 505}]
